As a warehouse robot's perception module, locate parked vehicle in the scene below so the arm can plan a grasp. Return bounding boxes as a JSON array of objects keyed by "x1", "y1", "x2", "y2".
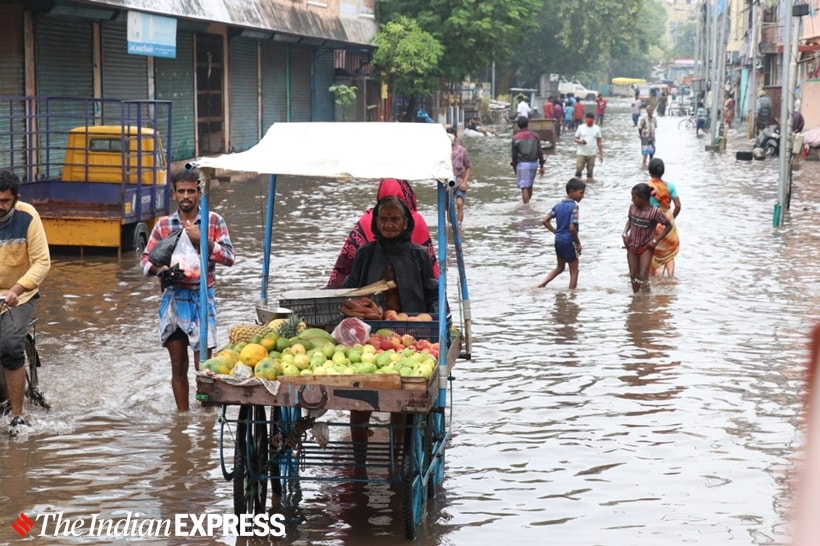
[
  {"x1": 754, "y1": 124, "x2": 781, "y2": 158},
  {"x1": 558, "y1": 79, "x2": 597, "y2": 101},
  {"x1": 610, "y1": 77, "x2": 646, "y2": 98},
  {"x1": 0, "y1": 96, "x2": 172, "y2": 255}
]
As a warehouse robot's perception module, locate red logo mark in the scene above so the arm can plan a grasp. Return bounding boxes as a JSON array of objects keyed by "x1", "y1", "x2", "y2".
[{"x1": 12, "y1": 512, "x2": 34, "y2": 537}]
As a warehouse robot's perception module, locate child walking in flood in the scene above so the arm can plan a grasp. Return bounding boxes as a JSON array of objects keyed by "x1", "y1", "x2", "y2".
[
  {"x1": 538, "y1": 178, "x2": 586, "y2": 289},
  {"x1": 622, "y1": 183, "x2": 672, "y2": 293}
]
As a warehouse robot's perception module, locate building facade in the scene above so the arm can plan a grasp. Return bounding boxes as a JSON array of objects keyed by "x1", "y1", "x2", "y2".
[{"x1": 0, "y1": 0, "x2": 380, "y2": 161}]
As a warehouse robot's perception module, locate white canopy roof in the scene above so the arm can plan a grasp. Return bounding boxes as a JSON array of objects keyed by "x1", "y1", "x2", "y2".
[{"x1": 197, "y1": 122, "x2": 455, "y2": 182}]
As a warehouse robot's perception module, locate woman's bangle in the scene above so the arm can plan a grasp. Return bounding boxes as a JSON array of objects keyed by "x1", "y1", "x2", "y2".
[{"x1": 651, "y1": 238, "x2": 658, "y2": 245}]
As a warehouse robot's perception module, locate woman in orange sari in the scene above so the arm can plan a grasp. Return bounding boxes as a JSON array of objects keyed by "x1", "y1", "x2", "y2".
[{"x1": 647, "y1": 158, "x2": 681, "y2": 276}]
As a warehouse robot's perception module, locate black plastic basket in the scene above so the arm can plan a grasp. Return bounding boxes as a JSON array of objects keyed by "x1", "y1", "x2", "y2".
[
  {"x1": 279, "y1": 293, "x2": 385, "y2": 332},
  {"x1": 364, "y1": 313, "x2": 451, "y2": 342}
]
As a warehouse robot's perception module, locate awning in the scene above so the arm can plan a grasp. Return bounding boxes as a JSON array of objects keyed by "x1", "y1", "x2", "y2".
[
  {"x1": 83, "y1": 0, "x2": 377, "y2": 48},
  {"x1": 197, "y1": 122, "x2": 455, "y2": 182}
]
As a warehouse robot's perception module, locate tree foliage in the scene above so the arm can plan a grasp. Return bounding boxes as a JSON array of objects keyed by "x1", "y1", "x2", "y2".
[
  {"x1": 371, "y1": 16, "x2": 444, "y2": 98},
  {"x1": 670, "y1": 21, "x2": 697, "y2": 60},
  {"x1": 503, "y1": 0, "x2": 668, "y2": 88},
  {"x1": 377, "y1": 0, "x2": 542, "y2": 82}
]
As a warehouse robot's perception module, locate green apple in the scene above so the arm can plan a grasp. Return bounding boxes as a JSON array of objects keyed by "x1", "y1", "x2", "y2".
[
  {"x1": 282, "y1": 363, "x2": 300, "y2": 376},
  {"x1": 361, "y1": 352, "x2": 377, "y2": 365},
  {"x1": 347, "y1": 348, "x2": 363, "y2": 364},
  {"x1": 310, "y1": 353, "x2": 326, "y2": 369},
  {"x1": 332, "y1": 351, "x2": 348, "y2": 366},
  {"x1": 293, "y1": 353, "x2": 311, "y2": 370}
]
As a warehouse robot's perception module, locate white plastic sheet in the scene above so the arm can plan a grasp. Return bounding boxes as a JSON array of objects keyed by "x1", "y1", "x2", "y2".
[{"x1": 197, "y1": 122, "x2": 455, "y2": 182}]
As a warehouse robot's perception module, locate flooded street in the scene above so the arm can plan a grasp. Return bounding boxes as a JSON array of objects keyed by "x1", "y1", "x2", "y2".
[{"x1": 2, "y1": 101, "x2": 820, "y2": 545}]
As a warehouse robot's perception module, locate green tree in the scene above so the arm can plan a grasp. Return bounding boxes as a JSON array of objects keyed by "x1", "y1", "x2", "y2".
[
  {"x1": 377, "y1": 0, "x2": 542, "y2": 82},
  {"x1": 371, "y1": 17, "x2": 444, "y2": 99},
  {"x1": 670, "y1": 21, "x2": 697, "y2": 60},
  {"x1": 503, "y1": 0, "x2": 667, "y2": 88}
]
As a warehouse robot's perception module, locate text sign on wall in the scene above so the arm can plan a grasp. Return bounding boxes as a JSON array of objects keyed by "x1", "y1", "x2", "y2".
[{"x1": 127, "y1": 11, "x2": 177, "y2": 58}]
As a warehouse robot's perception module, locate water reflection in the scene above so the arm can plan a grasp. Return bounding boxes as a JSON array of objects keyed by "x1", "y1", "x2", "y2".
[
  {"x1": 1, "y1": 103, "x2": 816, "y2": 545},
  {"x1": 619, "y1": 291, "x2": 684, "y2": 402},
  {"x1": 549, "y1": 292, "x2": 581, "y2": 344}
]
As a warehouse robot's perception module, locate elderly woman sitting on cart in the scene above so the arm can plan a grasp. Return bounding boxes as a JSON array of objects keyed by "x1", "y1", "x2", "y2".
[{"x1": 341, "y1": 194, "x2": 439, "y2": 454}]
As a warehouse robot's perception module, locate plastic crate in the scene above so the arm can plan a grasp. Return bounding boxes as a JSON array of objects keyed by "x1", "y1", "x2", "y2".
[
  {"x1": 364, "y1": 313, "x2": 451, "y2": 342},
  {"x1": 279, "y1": 293, "x2": 385, "y2": 332}
]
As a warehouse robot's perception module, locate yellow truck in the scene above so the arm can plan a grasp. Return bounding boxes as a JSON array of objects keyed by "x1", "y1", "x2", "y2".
[{"x1": 1, "y1": 97, "x2": 171, "y2": 255}]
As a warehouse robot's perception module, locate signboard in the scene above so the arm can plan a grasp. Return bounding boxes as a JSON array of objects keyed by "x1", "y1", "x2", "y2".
[{"x1": 127, "y1": 11, "x2": 177, "y2": 58}]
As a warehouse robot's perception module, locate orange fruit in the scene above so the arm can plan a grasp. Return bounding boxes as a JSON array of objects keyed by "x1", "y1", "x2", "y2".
[{"x1": 239, "y1": 343, "x2": 268, "y2": 367}]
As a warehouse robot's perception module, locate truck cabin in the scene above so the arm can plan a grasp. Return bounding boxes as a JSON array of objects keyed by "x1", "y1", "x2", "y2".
[{"x1": 61, "y1": 125, "x2": 167, "y2": 186}]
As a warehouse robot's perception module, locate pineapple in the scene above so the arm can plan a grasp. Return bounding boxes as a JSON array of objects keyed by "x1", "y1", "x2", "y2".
[
  {"x1": 275, "y1": 314, "x2": 306, "y2": 339},
  {"x1": 228, "y1": 323, "x2": 274, "y2": 344}
]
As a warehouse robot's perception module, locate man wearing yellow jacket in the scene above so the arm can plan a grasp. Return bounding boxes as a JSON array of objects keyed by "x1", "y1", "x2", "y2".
[{"x1": 0, "y1": 169, "x2": 50, "y2": 436}]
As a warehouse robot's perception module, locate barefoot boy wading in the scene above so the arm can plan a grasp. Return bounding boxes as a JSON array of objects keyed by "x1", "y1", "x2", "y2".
[{"x1": 538, "y1": 178, "x2": 586, "y2": 289}]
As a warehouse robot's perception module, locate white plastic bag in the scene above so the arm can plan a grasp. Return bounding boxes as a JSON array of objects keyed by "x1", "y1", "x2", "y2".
[
  {"x1": 331, "y1": 317, "x2": 372, "y2": 346},
  {"x1": 170, "y1": 231, "x2": 201, "y2": 283}
]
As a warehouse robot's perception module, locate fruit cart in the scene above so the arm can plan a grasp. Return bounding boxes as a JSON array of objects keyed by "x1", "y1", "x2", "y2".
[{"x1": 191, "y1": 122, "x2": 472, "y2": 539}]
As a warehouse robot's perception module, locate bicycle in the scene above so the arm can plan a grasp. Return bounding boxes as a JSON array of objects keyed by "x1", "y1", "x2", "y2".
[
  {"x1": 678, "y1": 115, "x2": 697, "y2": 130},
  {"x1": 678, "y1": 114, "x2": 711, "y2": 132},
  {"x1": 0, "y1": 297, "x2": 49, "y2": 415}
]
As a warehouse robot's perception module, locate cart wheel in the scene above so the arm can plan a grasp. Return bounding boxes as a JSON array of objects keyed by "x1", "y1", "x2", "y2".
[
  {"x1": 402, "y1": 414, "x2": 429, "y2": 539},
  {"x1": 427, "y1": 409, "x2": 446, "y2": 498},
  {"x1": 24, "y1": 333, "x2": 49, "y2": 411},
  {"x1": 233, "y1": 405, "x2": 269, "y2": 516},
  {"x1": 270, "y1": 406, "x2": 302, "y2": 508},
  {"x1": 269, "y1": 406, "x2": 283, "y2": 497}
]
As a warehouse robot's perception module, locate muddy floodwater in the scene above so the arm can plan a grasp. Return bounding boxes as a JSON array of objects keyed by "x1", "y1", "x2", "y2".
[{"x1": 2, "y1": 101, "x2": 820, "y2": 545}]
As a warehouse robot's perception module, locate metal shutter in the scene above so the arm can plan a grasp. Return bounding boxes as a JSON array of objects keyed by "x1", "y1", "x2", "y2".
[
  {"x1": 312, "y1": 48, "x2": 335, "y2": 121},
  {"x1": 0, "y1": 5, "x2": 25, "y2": 173},
  {"x1": 261, "y1": 41, "x2": 287, "y2": 130},
  {"x1": 35, "y1": 16, "x2": 94, "y2": 97},
  {"x1": 101, "y1": 21, "x2": 148, "y2": 101},
  {"x1": 0, "y1": 4, "x2": 23, "y2": 95},
  {"x1": 228, "y1": 37, "x2": 259, "y2": 152},
  {"x1": 156, "y1": 32, "x2": 196, "y2": 160},
  {"x1": 35, "y1": 16, "x2": 94, "y2": 169},
  {"x1": 289, "y1": 46, "x2": 312, "y2": 122}
]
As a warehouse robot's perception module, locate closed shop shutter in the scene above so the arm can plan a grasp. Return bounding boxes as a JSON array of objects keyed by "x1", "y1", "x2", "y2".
[
  {"x1": 35, "y1": 16, "x2": 94, "y2": 98},
  {"x1": 0, "y1": 4, "x2": 23, "y2": 95},
  {"x1": 289, "y1": 46, "x2": 312, "y2": 122},
  {"x1": 0, "y1": 4, "x2": 25, "y2": 173},
  {"x1": 261, "y1": 41, "x2": 287, "y2": 130},
  {"x1": 312, "y1": 48, "x2": 334, "y2": 122},
  {"x1": 101, "y1": 21, "x2": 148, "y2": 101},
  {"x1": 156, "y1": 32, "x2": 195, "y2": 160},
  {"x1": 228, "y1": 37, "x2": 259, "y2": 152},
  {"x1": 35, "y1": 16, "x2": 94, "y2": 169}
]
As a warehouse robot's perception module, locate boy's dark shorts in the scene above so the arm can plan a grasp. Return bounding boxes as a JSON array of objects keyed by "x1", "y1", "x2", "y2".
[{"x1": 555, "y1": 239, "x2": 578, "y2": 264}]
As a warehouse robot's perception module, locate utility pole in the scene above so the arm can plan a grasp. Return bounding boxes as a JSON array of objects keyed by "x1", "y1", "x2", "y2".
[
  {"x1": 709, "y1": 0, "x2": 728, "y2": 149},
  {"x1": 775, "y1": 3, "x2": 808, "y2": 226},
  {"x1": 747, "y1": 0, "x2": 760, "y2": 138},
  {"x1": 774, "y1": 0, "x2": 794, "y2": 227}
]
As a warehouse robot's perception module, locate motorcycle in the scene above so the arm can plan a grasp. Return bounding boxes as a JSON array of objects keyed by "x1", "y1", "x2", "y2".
[{"x1": 753, "y1": 124, "x2": 780, "y2": 158}]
